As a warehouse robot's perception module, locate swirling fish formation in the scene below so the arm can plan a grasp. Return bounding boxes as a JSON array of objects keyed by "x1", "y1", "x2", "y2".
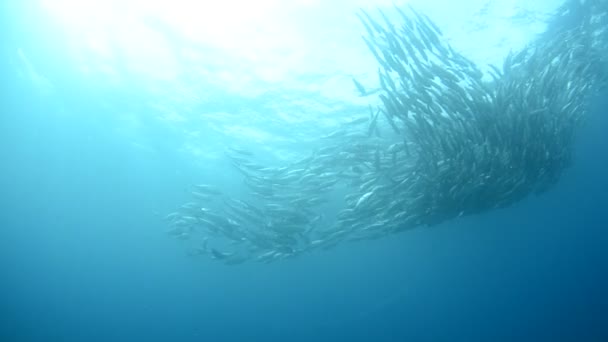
[{"x1": 165, "y1": 3, "x2": 607, "y2": 265}]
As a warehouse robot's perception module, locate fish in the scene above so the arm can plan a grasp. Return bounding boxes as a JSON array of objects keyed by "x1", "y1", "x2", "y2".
[
  {"x1": 352, "y1": 77, "x2": 368, "y2": 96},
  {"x1": 192, "y1": 184, "x2": 222, "y2": 195},
  {"x1": 210, "y1": 248, "x2": 233, "y2": 260},
  {"x1": 355, "y1": 191, "x2": 374, "y2": 209},
  {"x1": 367, "y1": 108, "x2": 381, "y2": 137}
]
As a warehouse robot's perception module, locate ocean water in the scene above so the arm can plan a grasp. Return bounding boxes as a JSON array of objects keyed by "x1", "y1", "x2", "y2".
[{"x1": 1, "y1": 1, "x2": 607, "y2": 341}]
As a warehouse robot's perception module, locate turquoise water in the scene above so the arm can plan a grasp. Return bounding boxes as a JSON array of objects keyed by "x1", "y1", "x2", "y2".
[{"x1": 1, "y1": 1, "x2": 607, "y2": 341}]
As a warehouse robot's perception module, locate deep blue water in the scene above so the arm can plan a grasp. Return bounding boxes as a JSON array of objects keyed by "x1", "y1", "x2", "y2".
[{"x1": 1, "y1": 2, "x2": 607, "y2": 342}]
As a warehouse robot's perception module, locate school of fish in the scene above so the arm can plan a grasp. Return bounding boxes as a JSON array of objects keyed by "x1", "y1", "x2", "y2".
[{"x1": 165, "y1": 1, "x2": 608, "y2": 265}]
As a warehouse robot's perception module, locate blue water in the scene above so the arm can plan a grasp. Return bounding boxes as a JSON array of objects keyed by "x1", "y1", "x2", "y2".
[{"x1": 1, "y1": 2, "x2": 607, "y2": 341}]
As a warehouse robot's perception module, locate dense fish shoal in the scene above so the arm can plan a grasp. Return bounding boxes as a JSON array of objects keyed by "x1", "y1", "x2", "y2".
[{"x1": 165, "y1": 1, "x2": 608, "y2": 265}]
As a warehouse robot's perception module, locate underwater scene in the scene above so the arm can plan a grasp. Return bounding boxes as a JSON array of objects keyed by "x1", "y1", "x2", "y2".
[{"x1": 1, "y1": 0, "x2": 607, "y2": 341}]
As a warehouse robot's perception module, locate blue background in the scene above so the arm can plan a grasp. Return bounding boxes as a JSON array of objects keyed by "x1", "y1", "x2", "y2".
[{"x1": 1, "y1": 1, "x2": 607, "y2": 341}]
